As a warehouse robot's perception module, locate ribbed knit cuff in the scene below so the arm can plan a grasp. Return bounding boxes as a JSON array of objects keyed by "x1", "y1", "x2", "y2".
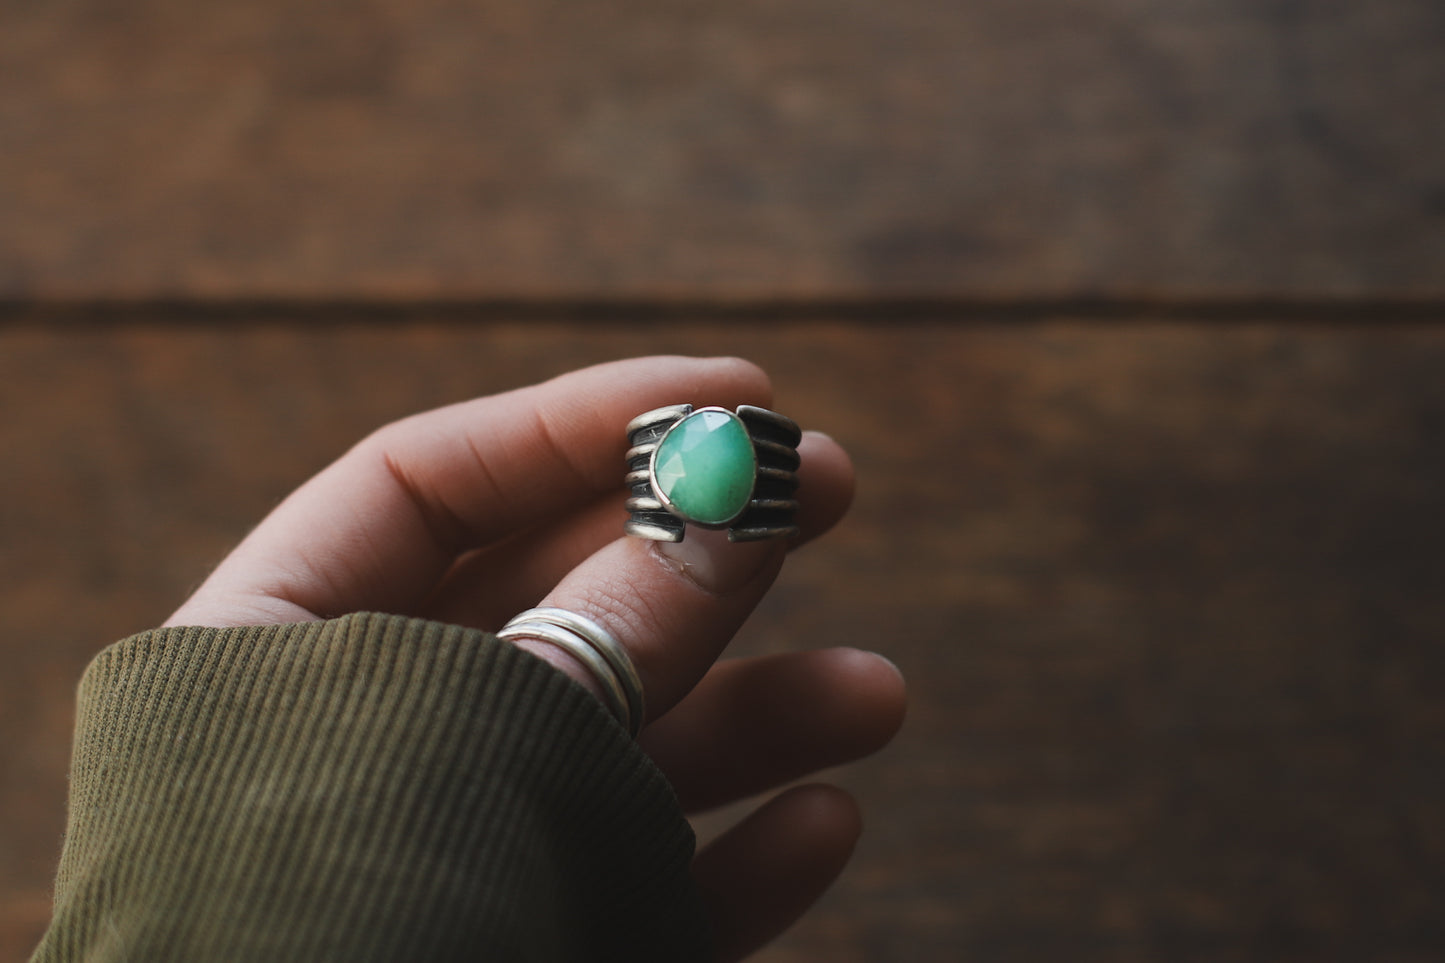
[{"x1": 34, "y1": 613, "x2": 710, "y2": 962}]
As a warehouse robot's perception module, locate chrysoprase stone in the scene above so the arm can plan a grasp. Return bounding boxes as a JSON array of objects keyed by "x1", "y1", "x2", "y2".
[{"x1": 653, "y1": 409, "x2": 756, "y2": 524}]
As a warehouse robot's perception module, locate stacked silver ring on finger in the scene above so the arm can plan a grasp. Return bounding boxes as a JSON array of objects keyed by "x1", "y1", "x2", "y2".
[
  {"x1": 624, "y1": 404, "x2": 802, "y2": 543},
  {"x1": 498, "y1": 607, "x2": 645, "y2": 737}
]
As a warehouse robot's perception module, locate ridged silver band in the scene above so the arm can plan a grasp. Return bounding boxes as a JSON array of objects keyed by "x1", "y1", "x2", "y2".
[
  {"x1": 624, "y1": 403, "x2": 803, "y2": 542},
  {"x1": 497, "y1": 608, "x2": 645, "y2": 737}
]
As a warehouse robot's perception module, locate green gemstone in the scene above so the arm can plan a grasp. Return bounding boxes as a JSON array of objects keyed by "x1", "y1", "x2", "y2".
[{"x1": 652, "y1": 409, "x2": 757, "y2": 525}]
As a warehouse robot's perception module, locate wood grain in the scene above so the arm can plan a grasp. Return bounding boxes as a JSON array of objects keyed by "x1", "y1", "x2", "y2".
[
  {"x1": 2, "y1": 0, "x2": 1441, "y2": 300},
  {"x1": 3, "y1": 319, "x2": 1442, "y2": 960}
]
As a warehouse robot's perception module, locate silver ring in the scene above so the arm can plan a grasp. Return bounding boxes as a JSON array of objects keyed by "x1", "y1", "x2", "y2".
[
  {"x1": 508, "y1": 607, "x2": 645, "y2": 730},
  {"x1": 624, "y1": 404, "x2": 801, "y2": 543},
  {"x1": 497, "y1": 608, "x2": 645, "y2": 737}
]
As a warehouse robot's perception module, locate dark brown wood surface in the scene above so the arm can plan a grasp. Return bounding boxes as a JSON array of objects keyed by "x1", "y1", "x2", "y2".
[
  {"x1": 2, "y1": 0, "x2": 1443, "y2": 299},
  {"x1": 3, "y1": 319, "x2": 1443, "y2": 960},
  {"x1": 3, "y1": 0, "x2": 1443, "y2": 958}
]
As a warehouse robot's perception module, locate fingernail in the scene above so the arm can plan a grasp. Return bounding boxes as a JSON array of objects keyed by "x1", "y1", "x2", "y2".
[
  {"x1": 653, "y1": 527, "x2": 780, "y2": 595},
  {"x1": 867, "y1": 650, "x2": 904, "y2": 681}
]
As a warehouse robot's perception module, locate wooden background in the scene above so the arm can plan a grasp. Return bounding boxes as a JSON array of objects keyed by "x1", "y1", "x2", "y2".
[{"x1": 2, "y1": 1, "x2": 1443, "y2": 960}]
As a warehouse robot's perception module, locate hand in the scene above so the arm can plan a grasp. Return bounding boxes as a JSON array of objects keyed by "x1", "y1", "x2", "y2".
[{"x1": 165, "y1": 355, "x2": 907, "y2": 961}]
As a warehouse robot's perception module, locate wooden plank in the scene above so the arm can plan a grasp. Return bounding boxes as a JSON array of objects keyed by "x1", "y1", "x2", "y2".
[
  {"x1": 1, "y1": 1, "x2": 1441, "y2": 300},
  {"x1": 2, "y1": 319, "x2": 1443, "y2": 960}
]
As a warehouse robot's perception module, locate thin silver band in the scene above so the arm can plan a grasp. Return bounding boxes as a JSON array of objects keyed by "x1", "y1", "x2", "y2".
[
  {"x1": 509, "y1": 607, "x2": 646, "y2": 731},
  {"x1": 497, "y1": 608, "x2": 645, "y2": 737}
]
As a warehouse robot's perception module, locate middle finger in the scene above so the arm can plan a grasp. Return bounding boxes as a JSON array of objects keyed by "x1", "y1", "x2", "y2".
[{"x1": 641, "y1": 649, "x2": 907, "y2": 812}]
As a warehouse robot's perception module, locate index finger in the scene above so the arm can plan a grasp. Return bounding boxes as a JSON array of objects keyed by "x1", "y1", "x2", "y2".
[{"x1": 167, "y1": 356, "x2": 773, "y2": 626}]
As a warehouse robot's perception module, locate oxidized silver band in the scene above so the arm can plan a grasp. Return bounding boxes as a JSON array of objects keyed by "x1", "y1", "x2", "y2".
[
  {"x1": 498, "y1": 607, "x2": 645, "y2": 737},
  {"x1": 624, "y1": 404, "x2": 802, "y2": 542}
]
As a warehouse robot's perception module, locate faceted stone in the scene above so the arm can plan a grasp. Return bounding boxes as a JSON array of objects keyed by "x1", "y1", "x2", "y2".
[{"x1": 652, "y1": 409, "x2": 757, "y2": 525}]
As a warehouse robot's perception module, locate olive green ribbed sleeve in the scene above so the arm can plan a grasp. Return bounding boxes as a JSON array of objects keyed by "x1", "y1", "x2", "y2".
[{"x1": 32, "y1": 613, "x2": 710, "y2": 962}]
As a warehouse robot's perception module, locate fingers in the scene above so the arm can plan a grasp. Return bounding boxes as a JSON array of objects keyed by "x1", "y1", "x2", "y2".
[
  {"x1": 640, "y1": 648, "x2": 906, "y2": 813},
  {"x1": 693, "y1": 785, "x2": 863, "y2": 963},
  {"x1": 421, "y1": 430, "x2": 855, "y2": 631},
  {"x1": 519, "y1": 432, "x2": 855, "y2": 719},
  {"x1": 421, "y1": 494, "x2": 622, "y2": 630},
  {"x1": 166, "y1": 356, "x2": 772, "y2": 626}
]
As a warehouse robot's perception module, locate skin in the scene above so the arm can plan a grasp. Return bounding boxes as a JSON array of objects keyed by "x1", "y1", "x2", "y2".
[{"x1": 165, "y1": 355, "x2": 908, "y2": 962}]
